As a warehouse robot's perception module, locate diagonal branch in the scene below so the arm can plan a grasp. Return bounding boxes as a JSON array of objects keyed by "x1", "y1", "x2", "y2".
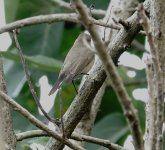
[
  {"x1": 45, "y1": 0, "x2": 150, "y2": 149},
  {"x1": 12, "y1": 30, "x2": 59, "y2": 125},
  {"x1": 0, "y1": 91, "x2": 85, "y2": 150},
  {"x1": 71, "y1": 0, "x2": 143, "y2": 150},
  {"x1": 70, "y1": 81, "x2": 107, "y2": 147}
]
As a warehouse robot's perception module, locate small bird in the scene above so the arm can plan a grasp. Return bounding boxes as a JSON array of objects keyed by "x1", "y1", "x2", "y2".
[{"x1": 48, "y1": 32, "x2": 94, "y2": 95}]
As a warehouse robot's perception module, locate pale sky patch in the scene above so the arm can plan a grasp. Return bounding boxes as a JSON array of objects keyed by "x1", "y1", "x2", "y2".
[{"x1": 0, "y1": 0, "x2": 11, "y2": 51}]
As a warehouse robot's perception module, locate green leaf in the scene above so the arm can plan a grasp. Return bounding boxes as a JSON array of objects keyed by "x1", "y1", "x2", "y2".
[
  {"x1": 59, "y1": 27, "x2": 81, "y2": 56},
  {"x1": 1, "y1": 51, "x2": 62, "y2": 72},
  {"x1": 54, "y1": 84, "x2": 76, "y2": 118},
  {"x1": 3, "y1": 58, "x2": 25, "y2": 97},
  {"x1": 4, "y1": 0, "x2": 19, "y2": 23},
  {"x1": 133, "y1": 101, "x2": 146, "y2": 132},
  {"x1": 11, "y1": 82, "x2": 49, "y2": 132},
  {"x1": 22, "y1": 144, "x2": 32, "y2": 150},
  {"x1": 95, "y1": 87, "x2": 122, "y2": 122},
  {"x1": 86, "y1": 113, "x2": 129, "y2": 150},
  {"x1": 4, "y1": 0, "x2": 64, "y2": 96},
  {"x1": 27, "y1": 55, "x2": 62, "y2": 72},
  {"x1": 5, "y1": 21, "x2": 64, "y2": 96},
  {"x1": 14, "y1": 22, "x2": 64, "y2": 57},
  {"x1": 5, "y1": 0, "x2": 56, "y2": 22}
]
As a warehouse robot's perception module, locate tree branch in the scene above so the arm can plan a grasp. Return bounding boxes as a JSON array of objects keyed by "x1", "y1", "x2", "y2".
[
  {"x1": 124, "y1": 79, "x2": 146, "y2": 86},
  {"x1": 71, "y1": 0, "x2": 143, "y2": 150},
  {"x1": 48, "y1": 0, "x2": 106, "y2": 17},
  {"x1": 0, "y1": 91, "x2": 85, "y2": 150},
  {"x1": 138, "y1": 2, "x2": 165, "y2": 150},
  {"x1": 71, "y1": 133, "x2": 127, "y2": 150},
  {"x1": 144, "y1": 59, "x2": 157, "y2": 150},
  {"x1": 0, "y1": 57, "x2": 16, "y2": 149},
  {"x1": 71, "y1": 81, "x2": 107, "y2": 148},
  {"x1": 149, "y1": 1, "x2": 165, "y2": 148},
  {"x1": 45, "y1": 0, "x2": 150, "y2": 149},
  {"x1": 16, "y1": 130, "x2": 126, "y2": 150},
  {"x1": 16, "y1": 130, "x2": 48, "y2": 141},
  {"x1": 0, "y1": 13, "x2": 120, "y2": 34},
  {"x1": 12, "y1": 30, "x2": 58, "y2": 125}
]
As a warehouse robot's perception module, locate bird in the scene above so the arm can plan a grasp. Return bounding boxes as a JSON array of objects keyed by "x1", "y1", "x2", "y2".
[{"x1": 48, "y1": 32, "x2": 94, "y2": 96}]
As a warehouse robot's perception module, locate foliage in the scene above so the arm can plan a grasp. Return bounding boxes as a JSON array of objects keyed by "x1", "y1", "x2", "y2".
[{"x1": 3, "y1": 0, "x2": 149, "y2": 149}]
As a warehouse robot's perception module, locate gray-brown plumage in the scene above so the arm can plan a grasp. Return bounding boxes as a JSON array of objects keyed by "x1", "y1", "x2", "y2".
[{"x1": 48, "y1": 32, "x2": 94, "y2": 95}]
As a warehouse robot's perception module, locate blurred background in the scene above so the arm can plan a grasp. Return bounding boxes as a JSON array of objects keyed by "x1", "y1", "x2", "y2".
[{"x1": 0, "y1": 0, "x2": 154, "y2": 149}]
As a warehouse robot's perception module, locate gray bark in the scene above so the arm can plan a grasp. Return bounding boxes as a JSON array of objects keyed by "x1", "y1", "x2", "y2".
[{"x1": 0, "y1": 57, "x2": 16, "y2": 150}]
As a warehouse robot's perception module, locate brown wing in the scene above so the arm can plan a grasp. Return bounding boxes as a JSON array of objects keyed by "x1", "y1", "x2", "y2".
[
  {"x1": 61, "y1": 47, "x2": 94, "y2": 80},
  {"x1": 59, "y1": 32, "x2": 94, "y2": 82}
]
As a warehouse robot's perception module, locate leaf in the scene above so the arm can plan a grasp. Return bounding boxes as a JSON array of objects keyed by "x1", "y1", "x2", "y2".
[
  {"x1": 1, "y1": 51, "x2": 63, "y2": 72},
  {"x1": 133, "y1": 101, "x2": 146, "y2": 132},
  {"x1": 4, "y1": 0, "x2": 19, "y2": 23},
  {"x1": 4, "y1": 0, "x2": 64, "y2": 96},
  {"x1": 54, "y1": 84, "x2": 76, "y2": 118},
  {"x1": 95, "y1": 87, "x2": 122, "y2": 122},
  {"x1": 59, "y1": 27, "x2": 81, "y2": 55},
  {"x1": 27, "y1": 55, "x2": 62, "y2": 71},
  {"x1": 14, "y1": 23, "x2": 64, "y2": 57},
  {"x1": 11, "y1": 82, "x2": 48, "y2": 131},
  {"x1": 86, "y1": 113, "x2": 129, "y2": 150},
  {"x1": 5, "y1": 0, "x2": 55, "y2": 21},
  {"x1": 3, "y1": 58, "x2": 25, "y2": 97}
]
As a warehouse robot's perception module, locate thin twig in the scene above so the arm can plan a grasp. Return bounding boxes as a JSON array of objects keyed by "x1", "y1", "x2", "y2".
[
  {"x1": 73, "y1": 80, "x2": 107, "y2": 148},
  {"x1": 48, "y1": 0, "x2": 106, "y2": 17},
  {"x1": 59, "y1": 88, "x2": 65, "y2": 139},
  {"x1": 0, "y1": 91, "x2": 85, "y2": 150},
  {"x1": 124, "y1": 79, "x2": 146, "y2": 86},
  {"x1": 89, "y1": 4, "x2": 95, "y2": 16},
  {"x1": 0, "y1": 13, "x2": 146, "y2": 36},
  {"x1": 12, "y1": 30, "x2": 58, "y2": 125},
  {"x1": 72, "y1": 1, "x2": 143, "y2": 150},
  {"x1": 48, "y1": 0, "x2": 72, "y2": 10},
  {"x1": 16, "y1": 130, "x2": 48, "y2": 141},
  {"x1": 16, "y1": 130, "x2": 126, "y2": 150},
  {"x1": 132, "y1": 39, "x2": 149, "y2": 53},
  {"x1": 0, "y1": 13, "x2": 120, "y2": 34},
  {"x1": 103, "y1": 6, "x2": 113, "y2": 41},
  {"x1": 71, "y1": 133, "x2": 127, "y2": 150},
  {"x1": 138, "y1": 4, "x2": 159, "y2": 70},
  {"x1": 118, "y1": 19, "x2": 130, "y2": 30}
]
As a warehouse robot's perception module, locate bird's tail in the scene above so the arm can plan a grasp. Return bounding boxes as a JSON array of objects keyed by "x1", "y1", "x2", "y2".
[{"x1": 48, "y1": 74, "x2": 65, "y2": 96}]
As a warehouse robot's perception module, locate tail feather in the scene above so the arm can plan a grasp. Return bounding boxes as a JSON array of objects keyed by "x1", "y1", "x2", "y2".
[
  {"x1": 48, "y1": 73, "x2": 66, "y2": 96},
  {"x1": 48, "y1": 80, "x2": 61, "y2": 96}
]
